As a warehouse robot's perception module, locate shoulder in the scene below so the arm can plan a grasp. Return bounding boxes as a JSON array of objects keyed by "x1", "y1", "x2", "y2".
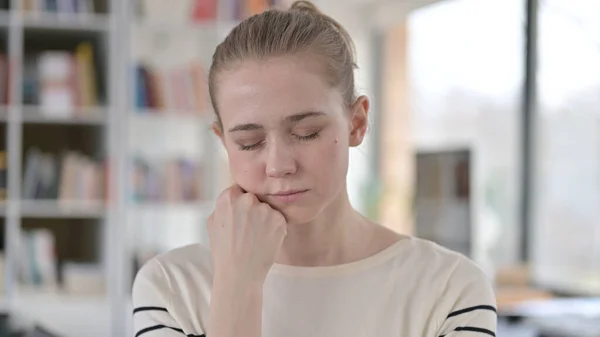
[
  {"x1": 398, "y1": 237, "x2": 497, "y2": 333},
  {"x1": 401, "y1": 236, "x2": 495, "y2": 298},
  {"x1": 132, "y1": 244, "x2": 213, "y2": 334},
  {"x1": 395, "y1": 236, "x2": 489, "y2": 277},
  {"x1": 132, "y1": 243, "x2": 214, "y2": 306},
  {"x1": 153, "y1": 242, "x2": 214, "y2": 278}
]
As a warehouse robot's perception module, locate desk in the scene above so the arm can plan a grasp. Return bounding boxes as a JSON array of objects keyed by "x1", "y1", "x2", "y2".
[{"x1": 499, "y1": 297, "x2": 600, "y2": 337}]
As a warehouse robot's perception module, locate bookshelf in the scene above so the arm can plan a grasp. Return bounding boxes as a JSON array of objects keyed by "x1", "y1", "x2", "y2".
[
  {"x1": 0, "y1": 0, "x2": 365, "y2": 336},
  {"x1": 0, "y1": 0, "x2": 119, "y2": 336},
  {"x1": 123, "y1": 0, "x2": 236, "y2": 275}
]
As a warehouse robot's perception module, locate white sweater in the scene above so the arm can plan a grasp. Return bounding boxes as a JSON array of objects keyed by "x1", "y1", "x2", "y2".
[{"x1": 132, "y1": 236, "x2": 497, "y2": 337}]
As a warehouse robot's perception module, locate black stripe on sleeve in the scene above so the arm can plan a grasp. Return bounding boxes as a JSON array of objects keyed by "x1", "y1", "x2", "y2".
[
  {"x1": 133, "y1": 306, "x2": 169, "y2": 314},
  {"x1": 135, "y1": 324, "x2": 205, "y2": 337},
  {"x1": 446, "y1": 305, "x2": 497, "y2": 319},
  {"x1": 439, "y1": 326, "x2": 496, "y2": 337}
]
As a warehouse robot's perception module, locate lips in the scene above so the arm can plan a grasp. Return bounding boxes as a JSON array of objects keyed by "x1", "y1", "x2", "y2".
[{"x1": 269, "y1": 190, "x2": 308, "y2": 203}]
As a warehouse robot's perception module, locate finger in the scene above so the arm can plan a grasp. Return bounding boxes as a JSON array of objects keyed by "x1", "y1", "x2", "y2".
[
  {"x1": 239, "y1": 191, "x2": 259, "y2": 206},
  {"x1": 227, "y1": 184, "x2": 245, "y2": 200},
  {"x1": 216, "y1": 184, "x2": 244, "y2": 206},
  {"x1": 207, "y1": 211, "x2": 221, "y2": 230}
]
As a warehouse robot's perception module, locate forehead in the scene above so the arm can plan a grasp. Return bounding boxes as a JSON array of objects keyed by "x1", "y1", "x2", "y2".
[{"x1": 215, "y1": 56, "x2": 343, "y2": 127}]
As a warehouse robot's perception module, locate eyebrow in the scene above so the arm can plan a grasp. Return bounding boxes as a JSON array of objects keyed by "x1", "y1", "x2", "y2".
[{"x1": 227, "y1": 111, "x2": 326, "y2": 133}]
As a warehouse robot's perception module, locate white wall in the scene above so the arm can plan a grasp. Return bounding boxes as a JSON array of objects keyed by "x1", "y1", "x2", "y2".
[
  {"x1": 407, "y1": 0, "x2": 525, "y2": 273},
  {"x1": 316, "y1": 1, "x2": 378, "y2": 214}
]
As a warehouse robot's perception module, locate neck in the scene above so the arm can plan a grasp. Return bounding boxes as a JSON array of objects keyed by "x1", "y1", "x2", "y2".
[{"x1": 275, "y1": 187, "x2": 373, "y2": 267}]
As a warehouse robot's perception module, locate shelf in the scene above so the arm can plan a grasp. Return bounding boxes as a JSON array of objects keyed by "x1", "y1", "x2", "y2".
[
  {"x1": 21, "y1": 105, "x2": 108, "y2": 125},
  {"x1": 4, "y1": 290, "x2": 111, "y2": 337},
  {"x1": 11, "y1": 286, "x2": 106, "y2": 302},
  {"x1": 130, "y1": 109, "x2": 212, "y2": 123},
  {"x1": 129, "y1": 201, "x2": 214, "y2": 213},
  {"x1": 0, "y1": 289, "x2": 107, "y2": 312},
  {"x1": 130, "y1": 109, "x2": 213, "y2": 121},
  {"x1": 133, "y1": 19, "x2": 237, "y2": 34},
  {"x1": 20, "y1": 200, "x2": 105, "y2": 219},
  {"x1": 22, "y1": 12, "x2": 109, "y2": 32}
]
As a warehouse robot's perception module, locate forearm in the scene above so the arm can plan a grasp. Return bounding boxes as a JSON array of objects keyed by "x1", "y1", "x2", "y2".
[{"x1": 208, "y1": 274, "x2": 264, "y2": 337}]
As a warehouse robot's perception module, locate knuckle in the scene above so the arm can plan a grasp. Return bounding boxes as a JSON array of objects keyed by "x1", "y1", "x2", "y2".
[
  {"x1": 277, "y1": 216, "x2": 287, "y2": 227},
  {"x1": 257, "y1": 203, "x2": 271, "y2": 212},
  {"x1": 206, "y1": 213, "x2": 215, "y2": 228},
  {"x1": 239, "y1": 193, "x2": 257, "y2": 206},
  {"x1": 276, "y1": 219, "x2": 287, "y2": 234},
  {"x1": 216, "y1": 190, "x2": 230, "y2": 205},
  {"x1": 271, "y1": 211, "x2": 285, "y2": 224},
  {"x1": 217, "y1": 186, "x2": 241, "y2": 206}
]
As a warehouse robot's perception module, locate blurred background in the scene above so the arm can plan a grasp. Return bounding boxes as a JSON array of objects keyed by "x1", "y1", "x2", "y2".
[{"x1": 0, "y1": 0, "x2": 597, "y2": 336}]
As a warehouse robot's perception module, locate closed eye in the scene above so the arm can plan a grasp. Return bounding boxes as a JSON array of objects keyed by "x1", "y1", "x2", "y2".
[
  {"x1": 239, "y1": 140, "x2": 264, "y2": 151},
  {"x1": 294, "y1": 131, "x2": 320, "y2": 141},
  {"x1": 237, "y1": 130, "x2": 321, "y2": 151}
]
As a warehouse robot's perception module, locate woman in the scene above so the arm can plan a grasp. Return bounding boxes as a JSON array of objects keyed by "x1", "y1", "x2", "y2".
[{"x1": 132, "y1": 2, "x2": 497, "y2": 337}]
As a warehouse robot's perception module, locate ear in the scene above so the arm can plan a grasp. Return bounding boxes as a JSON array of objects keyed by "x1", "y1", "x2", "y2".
[
  {"x1": 212, "y1": 122, "x2": 224, "y2": 144},
  {"x1": 348, "y1": 95, "x2": 369, "y2": 147}
]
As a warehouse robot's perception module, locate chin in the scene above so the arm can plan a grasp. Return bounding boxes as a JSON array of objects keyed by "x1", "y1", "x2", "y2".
[
  {"x1": 281, "y1": 210, "x2": 318, "y2": 225},
  {"x1": 275, "y1": 204, "x2": 322, "y2": 225}
]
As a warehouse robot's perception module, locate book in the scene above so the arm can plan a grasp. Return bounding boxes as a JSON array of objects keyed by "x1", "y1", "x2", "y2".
[
  {"x1": 231, "y1": 0, "x2": 278, "y2": 20},
  {"x1": 22, "y1": 0, "x2": 95, "y2": 14},
  {"x1": 74, "y1": 42, "x2": 98, "y2": 108},
  {"x1": 133, "y1": 61, "x2": 208, "y2": 115},
  {"x1": 0, "y1": 151, "x2": 6, "y2": 200},
  {"x1": 23, "y1": 147, "x2": 105, "y2": 201},
  {"x1": 18, "y1": 229, "x2": 58, "y2": 290},
  {"x1": 191, "y1": 0, "x2": 217, "y2": 22},
  {"x1": 38, "y1": 51, "x2": 76, "y2": 116},
  {"x1": 27, "y1": 42, "x2": 99, "y2": 113},
  {"x1": 131, "y1": 157, "x2": 203, "y2": 203},
  {"x1": 0, "y1": 52, "x2": 7, "y2": 105}
]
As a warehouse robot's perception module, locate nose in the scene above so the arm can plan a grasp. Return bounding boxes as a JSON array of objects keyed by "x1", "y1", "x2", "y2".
[{"x1": 265, "y1": 139, "x2": 297, "y2": 178}]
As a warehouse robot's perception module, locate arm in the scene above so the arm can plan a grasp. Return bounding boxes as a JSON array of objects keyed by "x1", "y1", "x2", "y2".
[
  {"x1": 132, "y1": 258, "x2": 203, "y2": 337},
  {"x1": 207, "y1": 272, "x2": 264, "y2": 337},
  {"x1": 436, "y1": 259, "x2": 498, "y2": 337},
  {"x1": 205, "y1": 187, "x2": 287, "y2": 337}
]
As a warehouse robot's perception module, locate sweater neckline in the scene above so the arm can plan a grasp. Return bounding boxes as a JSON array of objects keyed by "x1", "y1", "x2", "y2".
[{"x1": 268, "y1": 236, "x2": 411, "y2": 278}]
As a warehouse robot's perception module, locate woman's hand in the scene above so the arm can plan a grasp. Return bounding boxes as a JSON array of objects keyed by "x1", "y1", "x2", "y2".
[
  {"x1": 208, "y1": 185, "x2": 288, "y2": 285},
  {"x1": 207, "y1": 185, "x2": 287, "y2": 337}
]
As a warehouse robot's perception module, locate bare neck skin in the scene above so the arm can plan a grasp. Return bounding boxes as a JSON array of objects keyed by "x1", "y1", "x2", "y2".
[{"x1": 275, "y1": 185, "x2": 398, "y2": 267}]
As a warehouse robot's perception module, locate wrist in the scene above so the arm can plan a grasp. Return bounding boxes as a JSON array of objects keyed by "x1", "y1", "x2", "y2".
[
  {"x1": 214, "y1": 267, "x2": 267, "y2": 288},
  {"x1": 209, "y1": 271, "x2": 264, "y2": 337}
]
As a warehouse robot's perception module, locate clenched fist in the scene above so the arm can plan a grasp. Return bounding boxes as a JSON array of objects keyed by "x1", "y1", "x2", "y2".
[{"x1": 208, "y1": 185, "x2": 288, "y2": 285}]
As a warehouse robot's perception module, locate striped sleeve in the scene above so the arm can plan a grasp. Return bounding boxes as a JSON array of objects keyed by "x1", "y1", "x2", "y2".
[
  {"x1": 132, "y1": 258, "x2": 204, "y2": 337},
  {"x1": 436, "y1": 258, "x2": 498, "y2": 337}
]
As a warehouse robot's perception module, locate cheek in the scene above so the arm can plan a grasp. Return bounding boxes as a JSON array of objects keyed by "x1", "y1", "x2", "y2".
[
  {"x1": 307, "y1": 137, "x2": 348, "y2": 178},
  {"x1": 227, "y1": 151, "x2": 263, "y2": 188}
]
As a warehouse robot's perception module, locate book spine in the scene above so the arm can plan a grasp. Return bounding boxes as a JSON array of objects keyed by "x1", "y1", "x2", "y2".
[{"x1": 0, "y1": 151, "x2": 6, "y2": 200}]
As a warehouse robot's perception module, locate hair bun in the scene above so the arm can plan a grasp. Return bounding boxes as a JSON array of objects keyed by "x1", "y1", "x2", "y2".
[{"x1": 290, "y1": 1, "x2": 321, "y2": 15}]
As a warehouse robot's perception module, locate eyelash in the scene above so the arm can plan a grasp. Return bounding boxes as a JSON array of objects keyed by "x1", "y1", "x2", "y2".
[
  {"x1": 296, "y1": 131, "x2": 321, "y2": 141},
  {"x1": 238, "y1": 132, "x2": 321, "y2": 151}
]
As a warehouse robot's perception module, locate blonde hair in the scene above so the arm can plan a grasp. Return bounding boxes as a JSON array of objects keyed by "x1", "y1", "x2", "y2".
[{"x1": 208, "y1": 1, "x2": 357, "y2": 125}]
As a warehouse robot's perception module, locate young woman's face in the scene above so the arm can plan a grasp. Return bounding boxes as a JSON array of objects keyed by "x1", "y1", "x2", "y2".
[{"x1": 214, "y1": 55, "x2": 368, "y2": 225}]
